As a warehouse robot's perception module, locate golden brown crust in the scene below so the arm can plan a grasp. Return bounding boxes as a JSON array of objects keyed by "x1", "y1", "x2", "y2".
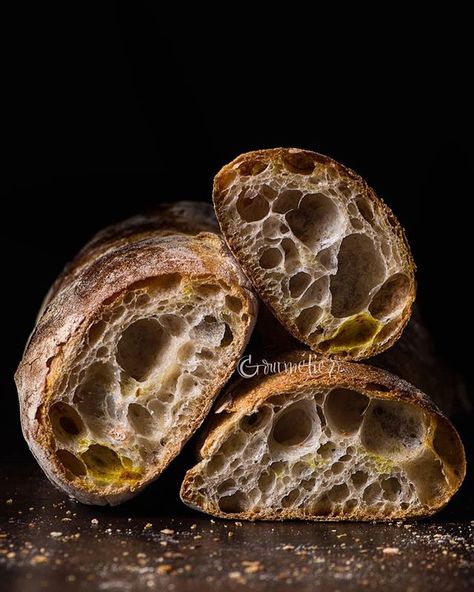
[
  {"x1": 213, "y1": 148, "x2": 416, "y2": 360},
  {"x1": 180, "y1": 354, "x2": 465, "y2": 521},
  {"x1": 16, "y1": 203, "x2": 258, "y2": 505},
  {"x1": 38, "y1": 201, "x2": 219, "y2": 319}
]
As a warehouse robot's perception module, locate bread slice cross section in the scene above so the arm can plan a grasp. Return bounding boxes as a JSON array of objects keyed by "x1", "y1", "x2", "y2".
[
  {"x1": 15, "y1": 202, "x2": 258, "y2": 505},
  {"x1": 180, "y1": 357, "x2": 465, "y2": 520},
  {"x1": 213, "y1": 148, "x2": 416, "y2": 359}
]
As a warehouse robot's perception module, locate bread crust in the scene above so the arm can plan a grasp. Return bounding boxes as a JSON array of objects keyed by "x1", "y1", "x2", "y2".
[
  {"x1": 16, "y1": 203, "x2": 258, "y2": 505},
  {"x1": 180, "y1": 354, "x2": 465, "y2": 521},
  {"x1": 213, "y1": 148, "x2": 416, "y2": 360},
  {"x1": 37, "y1": 201, "x2": 219, "y2": 320}
]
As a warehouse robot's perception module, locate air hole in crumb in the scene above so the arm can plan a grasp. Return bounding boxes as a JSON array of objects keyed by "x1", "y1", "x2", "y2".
[
  {"x1": 286, "y1": 193, "x2": 343, "y2": 251},
  {"x1": 159, "y1": 314, "x2": 186, "y2": 337},
  {"x1": 259, "y1": 248, "x2": 283, "y2": 269},
  {"x1": 56, "y1": 449, "x2": 87, "y2": 478},
  {"x1": 258, "y1": 471, "x2": 276, "y2": 492},
  {"x1": 325, "y1": 388, "x2": 369, "y2": 435},
  {"x1": 225, "y1": 295, "x2": 243, "y2": 313},
  {"x1": 272, "y1": 405, "x2": 313, "y2": 447},
  {"x1": 220, "y1": 324, "x2": 234, "y2": 347},
  {"x1": 289, "y1": 272, "x2": 312, "y2": 298},
  {"x1": 330, "y1": 234, "x2": 385, "y2": 318},
  {"x1": 328, "y1": 483, "x2": 349, "y2": 502},
  {"x1": 282, "y1": 489, "x2": 300, "y2": 507},
  {"x1": 381, "y1": 477, "x2": 401, "y2": 501},
  {"x1": 236, "y1": 190, "x2": 269, "y2": 222},
  {"x1": 361, "y1": 400, "x2": 426, "y2": 461},
  {"x1": 273, "y1": 189, "x2": 302, "y2": 213},
  {"x1": 363, "y1": 482, "x2": 381, "y2": 504},
  {"x1": 73, "y1": 362, "x2": 118, "y2": 427},
  {"x1": 128, "y1": 403, "x2": 155, "y2": 436},
  {"x1": 355, "y1": 195, "x2": 375, "y2": 223},
  {"x1": 117, "y1": 319, "x2": 170, "y2": 381},
  {"x1": 218, "y1": 491, "x2": 249, "y2": 513},
  {"x1": 88, "y1": 320, "x2": 107, "y2": 346},
  {"x1": 351, "y1": 471, "x2": 368, "y2": 489},
  {"x1": 49, "y1": 402, "x2": 84, "y2": 442},
  {"x1": 195, "y1": 284, "x2": 221, "y2": 298},
  {"x1": 236, "y1": 160, "x2": 268, "y2": 176},
  {"x1": 81, "y1": 445, "x2": 122, "y2": 479},
  {"x1": 281, "y1": 238, "x2": 299, "y2": 274},
  {"x1": 433, "y1": 420, "x2": 463, "y2": 470},
  {"x1": 317, "y1": 442, "x2": 336, "y2": 460},
  {"x1": 294, "y1": 306, "x2": 323, "y2": 335},
  {"x1": 369, "y1": 273, "x2": 411, "y2": 320},
  {"x1": 240, "y1": 406, "x2": 272, "y2": 433},
  {"x1": 206, "y1": 454, "x2": 227, "y2": 476}
]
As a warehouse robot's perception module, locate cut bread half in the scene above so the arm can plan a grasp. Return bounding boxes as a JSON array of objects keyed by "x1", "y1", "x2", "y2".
[
  {"x1": 180, "y1": 355, "x2": 465, "y2": 521},
  {"x1": 213, "y1": 148, "x2": 416, "y2": 359},
  {"x1": 16, "y1": 203, "x2": 258, "y2": 505}
]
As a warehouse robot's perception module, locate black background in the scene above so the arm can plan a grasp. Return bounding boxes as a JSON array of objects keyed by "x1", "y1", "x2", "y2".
[{"x1": 2, "y1": 4, "x2": 472, "y2": 474}]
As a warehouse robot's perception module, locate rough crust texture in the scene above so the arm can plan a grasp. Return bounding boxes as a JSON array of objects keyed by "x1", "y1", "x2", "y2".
[
  {"x1": 213, "y1": 148, "x2": 416, "y2": 360},
  {"x1": 16, "y1": 202, "x2": 258, "y2": 505},
  {"x1": 181, "y1": 355, "x2": 465, "y2": 521}
]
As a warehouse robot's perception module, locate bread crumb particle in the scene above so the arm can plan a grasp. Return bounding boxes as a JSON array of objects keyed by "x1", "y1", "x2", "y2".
[
  {"x1": 50, "y1": 531, "x2": 62, "y2": 538},
  {"x1": 160, "y1": 528, "x2": 174, "y2": 535},
  {"x1": 156, "y1": 564, "x2": 173, "y2": 575},
  {"x1": 91, "y1": 518, "x2": 99, "y2": 525},
  {"x1": 31, "y1": 554, "x2": 48, "y2": 565},
  {"x1": 144, "y1": 523, "x2": 152, "y2": 529},
  {"x1": 382, "y1": 547, "x2": 400, "y2": 555}
]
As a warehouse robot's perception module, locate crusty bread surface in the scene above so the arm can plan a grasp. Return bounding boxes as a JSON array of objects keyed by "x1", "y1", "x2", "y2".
[{"x1": 213, "y1": 148, "x2": 416, "y2": 359}]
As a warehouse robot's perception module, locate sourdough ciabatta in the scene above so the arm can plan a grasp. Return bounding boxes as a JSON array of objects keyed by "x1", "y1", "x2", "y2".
[
  {"x1": 213, "y1": 148, "x2": 416, "y2": 359},
  {"x1": 16, "y1": 202, "x2": 258, "y2": 505},
  {"x1": 180, "y1": 355, "x2": 465, "y2": 520}
]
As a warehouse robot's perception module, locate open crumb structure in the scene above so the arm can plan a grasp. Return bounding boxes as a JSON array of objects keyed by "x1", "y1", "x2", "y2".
[
  {"x1": 16, "y1": 204, "x2": 257, "y2": 504},
  {"x1": 213, "y1": 148, "x2": 416, "y2": 358},
  {"x1": 181, "y1": 359, "x2": 465, "y2": 520}
]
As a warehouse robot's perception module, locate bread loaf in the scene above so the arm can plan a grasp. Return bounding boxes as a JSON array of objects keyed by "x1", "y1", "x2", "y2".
[
  {"x1": 213, "y1": 148, "x2": 416, "y2": 359},
  {"x1": 16, "y1": 202, "x2": 258, "y2": 505}
]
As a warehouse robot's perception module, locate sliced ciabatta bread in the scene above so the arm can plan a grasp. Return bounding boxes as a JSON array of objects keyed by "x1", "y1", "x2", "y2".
[
  {"x1": 180, "y1": 355, "x2": 465, "y2": 521},
  {"x1": 213, "y1": 148, "x2": 416, "y2": 359},
  {"x1": 16, "y1": 203, "x2": 258, "y2": 505}
]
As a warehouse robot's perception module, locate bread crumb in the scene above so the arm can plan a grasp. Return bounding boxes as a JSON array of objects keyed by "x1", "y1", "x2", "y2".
[
  {"x1": 144, "y1": 523, "x2": 152, "y2": 529},
  {"x1": 6, "y1": 499, "x2": 13, "y2": 505},
  {"x1": 160, "y1": 528, "x2": 174, "y2": 535},
  {"x1": 382, "y1": 547, "x2": 400, "y2": 555},
  {"x1": 91, "y1": 518, "x2": 99, "y2": 525},
  {"x1": 229, "y1": 571, "x2": 246, "y2": 584},
  {"x1": 6, "y1": 551, "x2": 16, "y2": 559},
  {"x1": 50, "y1": 531, "x2": 62, "y2": 538},
  {"x1": 31, "y1": 554, "x2": 48, "y2": 565},
  {"x1": 228, "y1": 531, "x2": 234, "y2": 538},
  {"x1": 190, "y1": 524, "x2": 197, "y2": 530},
  {"x1": 235, "y1": 521, "x2": 243, "y2": 527},
  {"x1": 242, "y1": 560, "x2": 262, "y2": 573},
  {"x1": 156, "y1": 564, "x2": 173, "y2": 575}
]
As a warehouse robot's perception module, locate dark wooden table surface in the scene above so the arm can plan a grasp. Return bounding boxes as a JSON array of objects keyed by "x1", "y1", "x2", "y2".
[{"x1": 1, "y1": 456, "x2": 473, "y2": 592}]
